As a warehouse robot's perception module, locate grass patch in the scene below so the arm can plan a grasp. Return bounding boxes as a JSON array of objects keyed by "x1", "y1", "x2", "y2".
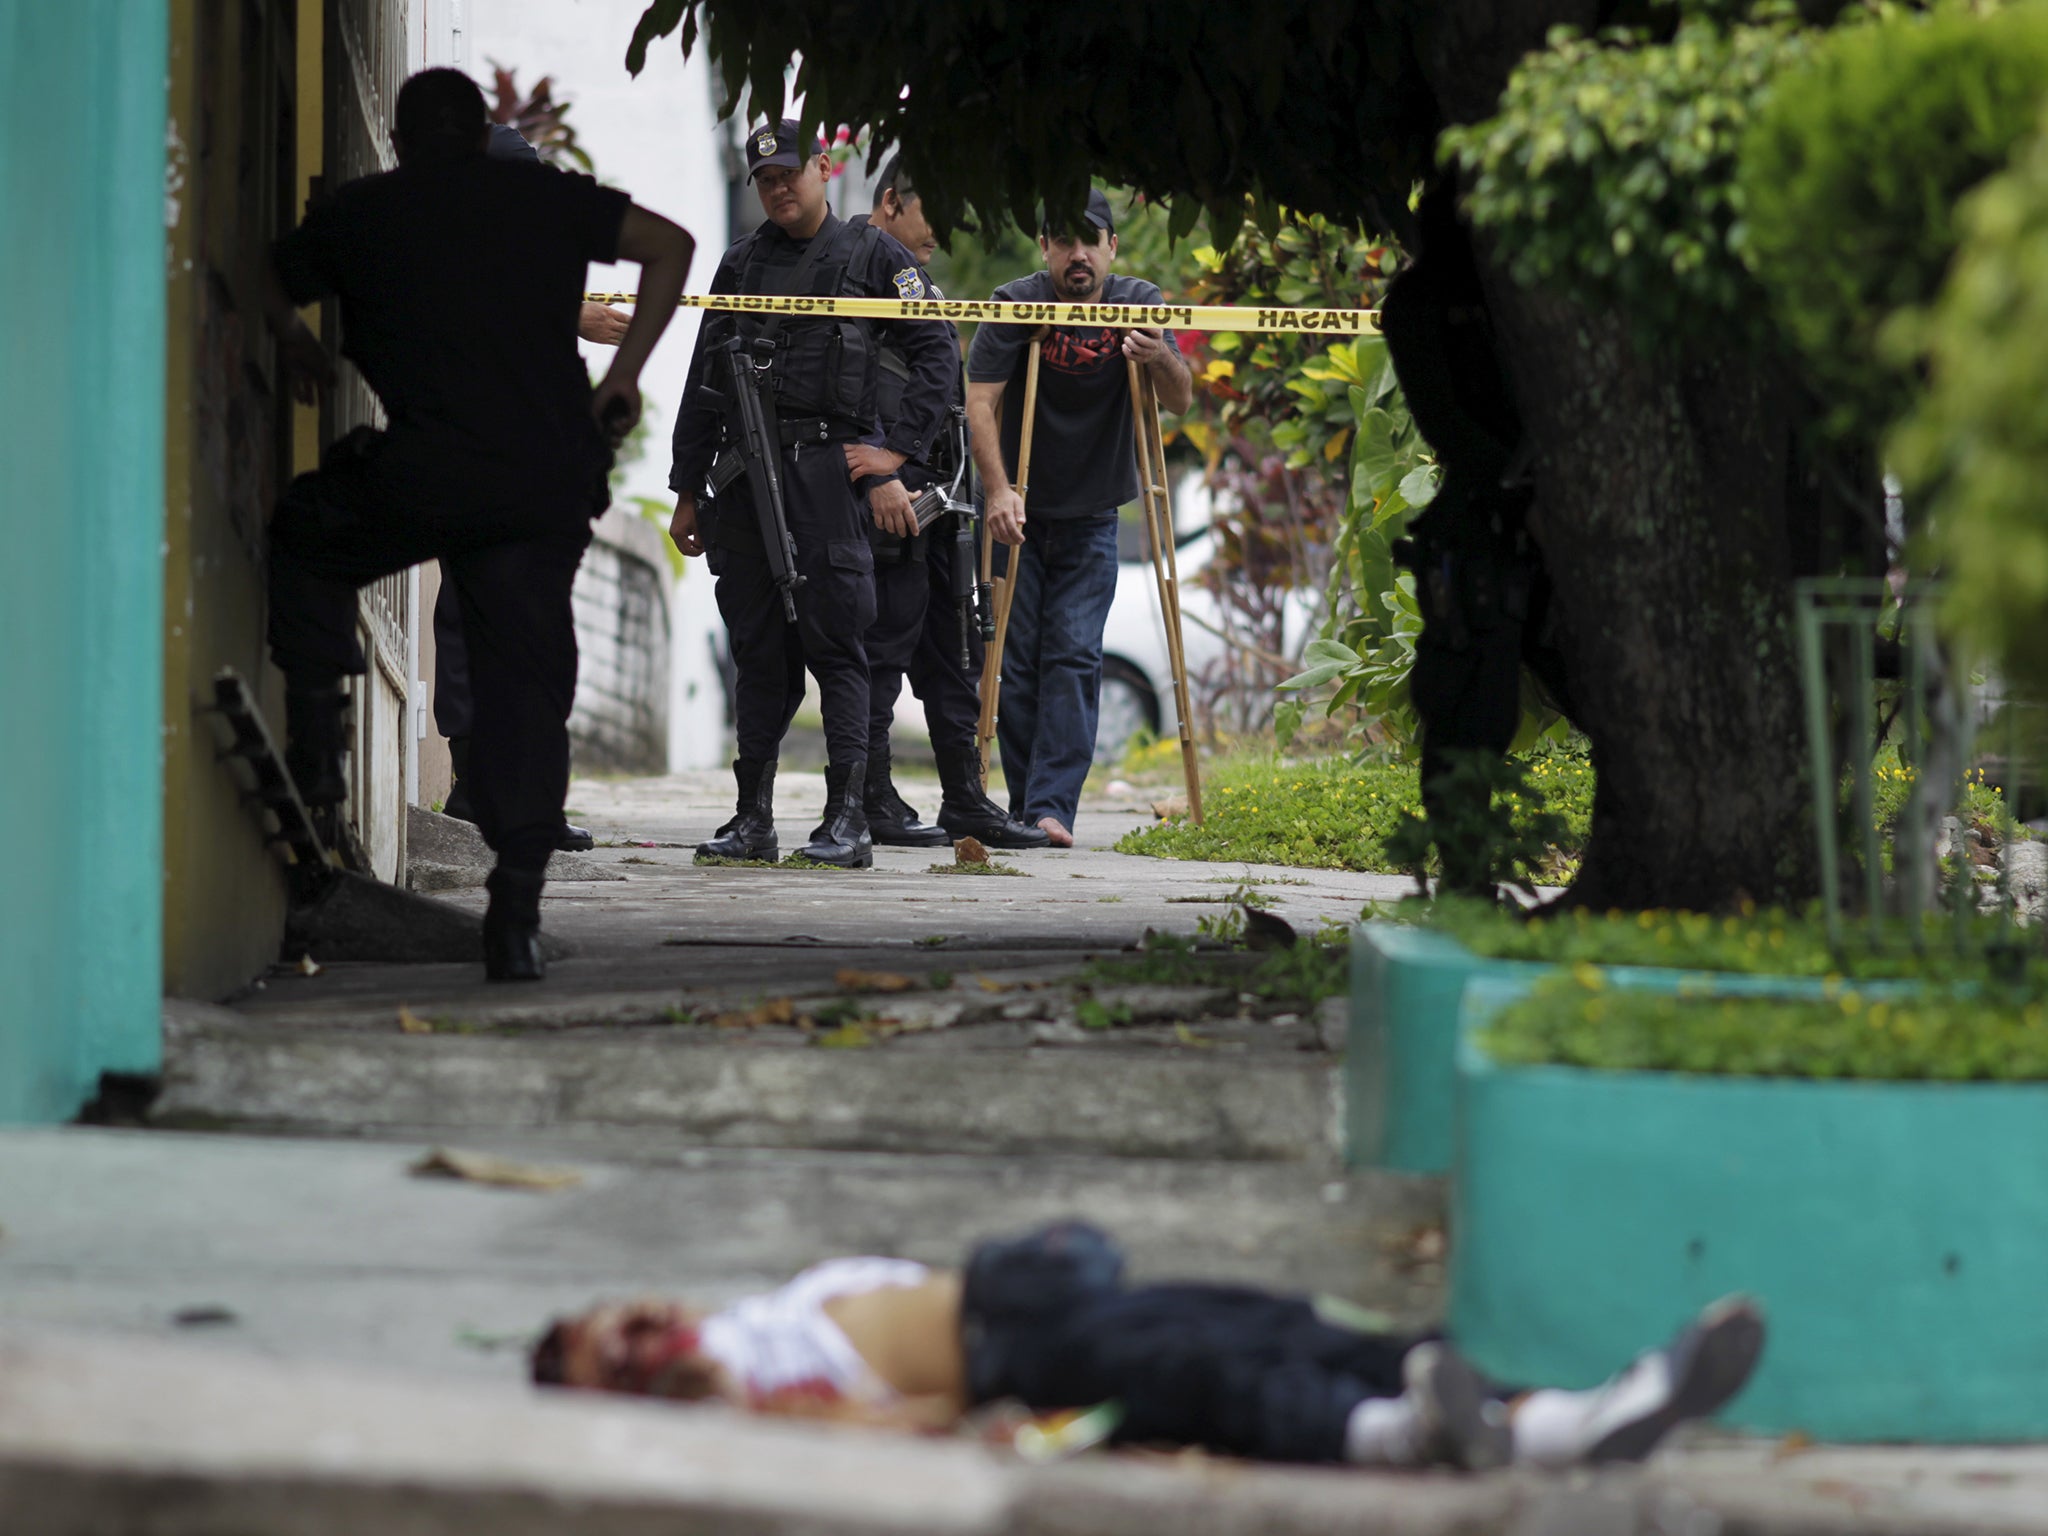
[
  {"x1": 1083, "y1": 927, "x2": 1349, "y2": 1008},
  {"x1": 1485, "y1": 970, "x2": 2048, "y2": 1081},
  {"x1": 1426, "y1": 896, "x2": 2048, "y2": 986},
  {"x1": 692, "y1": 855, "x2": 781, "y2": 869},
  {"x1": 928, "y1": 860, "x2": 1026, "y2": 876},
  {"x1": 1116, "y1": 753, "x2": 1593, "y2": 875}
]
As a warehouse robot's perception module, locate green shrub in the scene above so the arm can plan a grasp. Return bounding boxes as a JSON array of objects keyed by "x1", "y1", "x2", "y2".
[
  {"x1": 1893, "y1": 116, "x2": 2048, "y2": 700},
  {"x1": 1443, "y1": 13, "x2": 1808, "y2": 349},
  {"x1": 1115, "y1": 752, "x2": 1595, "y2": 875},
  {"x1": 1740, "y1": 3, "x2": 2048, "y2": 435},
  {"x1": 1483, "y1": 970, "x2": 2048, "y2": 1081},
  {"x1": 1427, "y1": 895, "x2": 2048, "y2": 984}
]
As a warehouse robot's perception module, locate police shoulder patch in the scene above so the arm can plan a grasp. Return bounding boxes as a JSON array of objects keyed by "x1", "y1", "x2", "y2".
[{"x1": 892, "y1": 267, "x2": 927, "y2": 300}]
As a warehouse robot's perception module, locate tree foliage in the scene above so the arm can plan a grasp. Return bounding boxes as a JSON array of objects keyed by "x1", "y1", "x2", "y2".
[
  {"x1": 624, "y1": 0, "x2": 1434, "y2": 240},
  {"x1": 1894, "y1": 121, "x2": 2048, "y2": 697},
  {"x1": 1739, "y1": 2, "x2": 2048, "y2": 437},
  {"x1": 1442, "y1": 12, "x2": 1810, "y2": 349},
  {"x1": 486, "y1": 63, "x2": 594, "y2": 171}
]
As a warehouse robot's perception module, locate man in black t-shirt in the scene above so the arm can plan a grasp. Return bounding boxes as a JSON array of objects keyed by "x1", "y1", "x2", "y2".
[
  {"x1": 262, "y1": 68, "x2": 694, "y2": 980},
  {"x1": 965, "y1": 189, "x2": 1192, "y2": 845}
]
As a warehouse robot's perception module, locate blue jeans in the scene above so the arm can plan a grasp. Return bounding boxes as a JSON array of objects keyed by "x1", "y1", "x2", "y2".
[{"x1": 997, "y1": 513, "x2": 1120, "y2": 830}]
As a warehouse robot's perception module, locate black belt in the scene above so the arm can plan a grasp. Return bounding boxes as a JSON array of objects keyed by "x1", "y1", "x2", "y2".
[{"x1": 777, "y1": 415, "x2": 861, "y2": 450}]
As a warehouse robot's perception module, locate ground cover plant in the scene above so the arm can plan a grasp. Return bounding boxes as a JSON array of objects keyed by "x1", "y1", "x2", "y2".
[
  {"x1": 1483, "y1": 969, "x2": 2048, "y2": 1082},
  {"x1": 1113, "y1": 751, "x2": 1596, "y2": 877},
  {"x1": 1081, "y1": 924, "x2": 1350, "y2": 1010},
  {"x1": 1425, "y1": 896, "x2": 2048, "y2": 988}
]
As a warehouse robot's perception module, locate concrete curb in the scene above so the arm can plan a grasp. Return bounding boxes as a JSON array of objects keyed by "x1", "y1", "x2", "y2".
[{"x1": 157, "y1": 1024, "x2": 1341, "y2": 1162}]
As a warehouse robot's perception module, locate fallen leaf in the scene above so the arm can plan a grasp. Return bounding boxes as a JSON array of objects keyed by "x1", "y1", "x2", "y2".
[
  {"x1": 834, "y1": 968, "x2": 918, "y2": 993},
  {"x1": 298, "y1": 953, "x2": 323, "y2": 977},
  {"x1": 955, "y1": 836, "x2": 990, "y2": 865},
  {"x1": 1173, "y1": 1024, "x2": 1215, "y2": 1049},
  {"x1": 1772, "y1": 1431, "x2": 1816, "y2": 1461},
  {"x1": 814, "y1": 1022, "x2": 875, "y2": 1049},
  {"x1": 410, "y1": 1147, "x2": 583, "y2": 1192},
  {"x1": 397, "y1": 1005, "x2": 432, "y2": 1035},
  {"x1": 712, "y1": 996, "x2": 797, "y2": 1029},
  {"x1": 976, "y1": 976, "x2": 1012, "y2": 993}
]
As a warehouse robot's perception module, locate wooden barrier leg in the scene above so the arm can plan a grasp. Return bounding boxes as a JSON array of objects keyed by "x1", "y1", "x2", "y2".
[
  {"x1": 1130, "y1": 365, "x2": 1204, "y2": 824},
  {"x1": 977, "y1": 337, "x2": 1042, "y2": 792}
]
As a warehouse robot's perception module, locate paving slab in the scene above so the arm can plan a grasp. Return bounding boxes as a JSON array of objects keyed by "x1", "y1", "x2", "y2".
[
  {"x1": 0, "y1": 1128, "x2": 1443, "y2": 1382},
  {"x1": 7, "y1": 1328, "x2": 2045, "y2": 1536}
]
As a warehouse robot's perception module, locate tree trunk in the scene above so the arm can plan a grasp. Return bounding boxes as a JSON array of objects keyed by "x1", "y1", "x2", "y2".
[
  {"x1": 1487, "y1": 283, "x2": 1818, "y2": 909},
  {"x1": 1408, "y1": 0, "x2": 1821, "y2": 910}
]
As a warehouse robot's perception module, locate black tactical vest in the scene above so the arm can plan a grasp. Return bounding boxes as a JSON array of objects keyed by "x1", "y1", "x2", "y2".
[{"x1": 734, "y1": 216, "x2": 886, "y2": 427}]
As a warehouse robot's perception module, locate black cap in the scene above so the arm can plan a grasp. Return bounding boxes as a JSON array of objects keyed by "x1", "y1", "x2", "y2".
[
  {"x1": 746, "y1": 119, "x2": 823, "y2": 181},
  {"x1": 1042, "y1": 187, "x2": 1115, "y2": 237}
]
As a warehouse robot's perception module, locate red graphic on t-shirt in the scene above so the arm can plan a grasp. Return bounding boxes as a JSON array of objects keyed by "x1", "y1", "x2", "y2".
[{"x1": 1041, "y1": 327, "x2": 1121, "y2": 376}]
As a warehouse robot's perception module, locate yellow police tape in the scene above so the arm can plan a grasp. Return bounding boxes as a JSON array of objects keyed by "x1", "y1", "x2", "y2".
[{"x1": 582, "y1": 292, "x2": 1379, "y2": 335}]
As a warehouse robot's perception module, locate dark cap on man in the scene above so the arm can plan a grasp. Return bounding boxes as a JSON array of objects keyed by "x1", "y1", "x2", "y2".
[
  {"x1": 1042, "y1": 187, "x2": 1115, "y2": 238},
  {"x1": 746, "y1": 119, "x2": 825, "y2": 181}
]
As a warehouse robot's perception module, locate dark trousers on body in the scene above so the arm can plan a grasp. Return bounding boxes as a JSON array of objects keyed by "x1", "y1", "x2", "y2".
[
  {"x1": 707, "y1": 447, "x2": 875, "y2": 765},
  {"x1": 962, "y1": 1222, "x2": 1417, "y2": 1464},
  {"x1": 995, "y1": 514, "x2": 1121, "y2": 829},
  {"x1": 866, "y1": 519, "x2": 983, "y2": 760},
  {"x1": 267, "y1": 430, "x2": 592, "y2": 874}
]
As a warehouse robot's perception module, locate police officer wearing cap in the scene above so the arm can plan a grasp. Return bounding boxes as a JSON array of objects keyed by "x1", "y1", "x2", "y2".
[
  {"x1": 848, "y1": 156, "x2": 1049, "y2": 851},
  {"x1": 670, "y1": 121, "x2": 956, "y2": 868}
]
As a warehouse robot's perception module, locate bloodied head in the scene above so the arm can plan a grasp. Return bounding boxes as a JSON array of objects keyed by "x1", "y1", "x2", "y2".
[{"x1": 532, "y1": 1299, "x2": 726, "y2": 1399}]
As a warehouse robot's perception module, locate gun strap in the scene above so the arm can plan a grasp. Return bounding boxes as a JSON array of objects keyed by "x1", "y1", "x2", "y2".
[{"x1": 746, "y1": 215, "x2": 847, "y2": 354}]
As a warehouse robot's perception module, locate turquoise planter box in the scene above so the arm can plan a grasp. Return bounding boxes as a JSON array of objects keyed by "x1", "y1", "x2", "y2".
[
  {"x1": 1447, "y1": 976, "x2": 2048, "y2": 1441},
  {"x1": 1348, "y1": 925, "x2": 1545, "y2": 1171},
  {"x1": 1346, "y1": 923, "x2": 1917, "y2": 1173}
]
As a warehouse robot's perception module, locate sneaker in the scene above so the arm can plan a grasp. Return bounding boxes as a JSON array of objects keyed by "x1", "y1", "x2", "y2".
[
  {"x1": 1580, "y1": 1296, "x2": 1766, "y2": 1464},
  {"x1": 1404, "y1": 1342, "x2": 1512, "y2": 1472}
]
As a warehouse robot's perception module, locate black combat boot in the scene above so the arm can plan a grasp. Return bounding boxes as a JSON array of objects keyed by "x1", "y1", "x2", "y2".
[
  {"x1": 285, "y1": 685, "x2": 350, "y2": 809},
  {"x1": 797, "y1": 759, "x2": 874, "y2": 868},
  {"x1": 483, "y1": 865, "x2": 547, "y2": 982},
  {"x1": 865, "y1": 746, "x2": 950, "y2": 848},
  {"x1": 936, "y1": 748, "x2": 1051, "y2": 849},
  {"x1": 695, "y1": 758, "x2": 778, "y2": 864},
  {"x1": 445, "y1": 735, "x2": 592, "y2": 851}
]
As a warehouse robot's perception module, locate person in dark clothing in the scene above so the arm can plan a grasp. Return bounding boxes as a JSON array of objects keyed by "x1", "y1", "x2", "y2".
[
  {"x1": 426, "y1": 122, "x2": 631, "y2": 852},
  {"x1": 533, "y1": 1220, "x2": 1766, "y2": 1472},
  {"x1": 1380, "y1": 180, "x2": 1574, "y2": 895},
  {"x1": 849, "y1": 157, "x2": 1049, "y2": 851},
  {"x1": 261, "y1": 67, "x2": 693, "y2": 979},
  {"x1": 966, "y1": 189, "x2": 1192, "y2": 846},
  {"x1": 668, "y1": 121, "x2": 956, "y2": 869}
]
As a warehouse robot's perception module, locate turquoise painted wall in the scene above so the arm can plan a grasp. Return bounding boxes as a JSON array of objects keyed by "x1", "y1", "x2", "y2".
[{"x1": 0, "y1": 5, "x2": 168, "y2": 1120}]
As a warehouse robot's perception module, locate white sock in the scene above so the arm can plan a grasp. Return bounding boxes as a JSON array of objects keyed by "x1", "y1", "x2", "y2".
[
  {"x1": 1344, "y1": 1395, "x2": 1422, "y2": 1465},
  {"x1": 1509, "y1": 1388, "x2": 1594, "y2": 1467}
]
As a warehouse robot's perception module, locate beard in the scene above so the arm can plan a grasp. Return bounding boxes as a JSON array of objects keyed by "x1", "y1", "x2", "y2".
[{"x1": 1055, "y1": 261, "x2": 1103, "y2": 299}]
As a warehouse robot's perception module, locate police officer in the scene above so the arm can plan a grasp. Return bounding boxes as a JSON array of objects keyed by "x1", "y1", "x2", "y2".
[
  {"x1": 669, "y1": 121, "x2": 956, "y2": 868},
  {"x1": 261, "y1": 68, "x2": 693, "y2": 980},
  {"x1": 849, "y1": 156, "x2": 1049, "y2": 850}
]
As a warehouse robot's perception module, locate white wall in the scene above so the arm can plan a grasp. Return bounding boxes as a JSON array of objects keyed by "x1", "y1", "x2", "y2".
[{"x1": 472, "y1": 0, "x2": 731, "y2": 768}]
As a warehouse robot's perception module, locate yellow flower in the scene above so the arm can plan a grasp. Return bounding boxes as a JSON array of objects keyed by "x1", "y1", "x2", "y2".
[{"x1": 1572, "y1": 962, "x2": 1606, "y2": 991}]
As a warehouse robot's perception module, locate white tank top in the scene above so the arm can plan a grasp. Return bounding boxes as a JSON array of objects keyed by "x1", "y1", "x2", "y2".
[{"x1": 697, "y1": 1257, "x2": 930, "y2": 1406}]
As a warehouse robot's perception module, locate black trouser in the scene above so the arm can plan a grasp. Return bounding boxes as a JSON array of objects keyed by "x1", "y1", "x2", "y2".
[
  {"x1": 267, "y1": 431, "x2": 592, "y2": 874},
  {"x1": 866, "y1": 515, "x2": 983, "y2": 761},
  {"x1": 432, "y1": 575, "x2": 473, "y2": 740},
  {"x1": 961, "y1": 1222, "x2": 1417, "y2": 1464},
  {"x1": 706, "y1": 446, "x2": 875, "y2": 765}
]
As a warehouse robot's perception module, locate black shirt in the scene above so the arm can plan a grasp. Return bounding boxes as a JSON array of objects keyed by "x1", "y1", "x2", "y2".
[
  {"x1": 668, "y1": 215, "x2": 958, "y2": 495},
  {"x1": 272, "y1": 155, "x2": 629, "y2": 509},
  {"x1": 967, "y1": 270, "x2": 1183, "y2": 518}
]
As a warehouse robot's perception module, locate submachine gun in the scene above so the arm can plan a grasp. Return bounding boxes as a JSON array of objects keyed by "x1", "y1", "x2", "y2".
[
  {"x1": 701, "y1": 335, "x2": 805, "y2": 622},
  {"x1": 904, "y1": 403, "x2": 992, "y2": 672}
]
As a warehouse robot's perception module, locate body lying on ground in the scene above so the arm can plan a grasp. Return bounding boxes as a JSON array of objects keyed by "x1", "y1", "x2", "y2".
[{"x1": 531, "y1": 1220, "x2": 1764, "y2": 1471}]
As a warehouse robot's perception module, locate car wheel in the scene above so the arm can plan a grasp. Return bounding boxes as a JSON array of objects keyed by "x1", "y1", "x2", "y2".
[{"x1": 1095, "y1": 657, "x2": 1161, "y2": 765}]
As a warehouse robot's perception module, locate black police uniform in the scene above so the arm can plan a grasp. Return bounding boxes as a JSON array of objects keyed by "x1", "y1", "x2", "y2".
[
  {"x1": 265, "y1": 148, "x2": 626, "y2": 979},
  {"x1": 670, "y1": 150, "x2": 955, "y2": 868},
  {"x1": 846, "y1": 214, "x2": 1049, "y2": 851},
  {"x1": 1380, "y1": 181, "x2": 1573, "y2": 894}
]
